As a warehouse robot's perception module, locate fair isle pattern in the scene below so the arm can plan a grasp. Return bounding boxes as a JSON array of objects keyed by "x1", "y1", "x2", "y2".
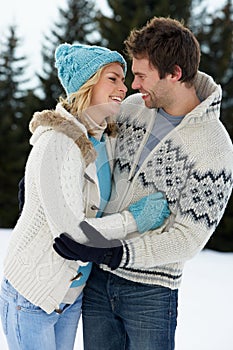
[
  {"x1": 137, "y1": 139, "x2": 194, "y2": 206},
  {"x1": 115, "y1": 123, "x2": 232, "y2": 229},
  {"x1": 101, "y1": 72, "x2": 233, "y2": 289},
  {"x1": 179, "y1": 169, "x2": 233, "y2": 228},
  {"x1": 115, "y1": 119, "x2": 147, "y2": 174},
  {"x1": 137, "y1": 140, "x2": 233, "y2": 229}
]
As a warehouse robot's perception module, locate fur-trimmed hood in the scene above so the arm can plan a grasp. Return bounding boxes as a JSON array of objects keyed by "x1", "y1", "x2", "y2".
[{"x1": 29, "y1": 104, "x2": 97, "y2": 166}]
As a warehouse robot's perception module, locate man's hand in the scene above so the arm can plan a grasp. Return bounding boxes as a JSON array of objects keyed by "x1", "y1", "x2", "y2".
[{"x1": 53, "y1": 221, "x2": 123, "y2": 270}]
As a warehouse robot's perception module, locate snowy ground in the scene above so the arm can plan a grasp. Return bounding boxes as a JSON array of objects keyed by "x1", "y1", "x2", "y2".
[{"x1": 0, "y1": 228, "x2": 232, "y2": 350}]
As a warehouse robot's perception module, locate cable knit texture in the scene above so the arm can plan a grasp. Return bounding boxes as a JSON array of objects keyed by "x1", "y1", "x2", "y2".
[
  {"x1": 3, "y1": 104, "x2": 117, "y2": 314},
  {"x1": 55, "y1": 43, "x2": 127, "y2": 95},
  {"x1": 100, "y1": 71, "x2": 233, "y2": 289}
]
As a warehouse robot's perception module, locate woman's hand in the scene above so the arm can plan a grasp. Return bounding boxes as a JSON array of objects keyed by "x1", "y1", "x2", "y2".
[{"x1": 128, "y1": 192, "x2": 170, "y2": 233}]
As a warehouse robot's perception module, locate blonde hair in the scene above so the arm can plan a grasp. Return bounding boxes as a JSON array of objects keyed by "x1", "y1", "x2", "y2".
[{"x1": 60, "y1": 63, "x2": 119, "y2": 136}]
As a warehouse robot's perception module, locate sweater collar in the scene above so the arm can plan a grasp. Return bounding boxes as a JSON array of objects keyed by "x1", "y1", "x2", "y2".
[
  {"x1": 85, "y1": 114, "x2": 107, "y2": 141},
  {"x1": 181, "y1": 71, "x2": 222, "y2": 125},
  {"x1": 29, "y1": 104, "x2": 97, "y2": 166}
]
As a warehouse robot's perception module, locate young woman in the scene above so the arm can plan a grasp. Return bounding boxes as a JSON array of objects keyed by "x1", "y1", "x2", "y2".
[{"x1": 0, "y1": 43, "x2": 169, "y2": 350}]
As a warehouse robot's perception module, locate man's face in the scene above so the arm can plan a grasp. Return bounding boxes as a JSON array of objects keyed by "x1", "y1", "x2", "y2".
[{"x1": 131, "y1": 57, "x2": 172, "y2": 110}]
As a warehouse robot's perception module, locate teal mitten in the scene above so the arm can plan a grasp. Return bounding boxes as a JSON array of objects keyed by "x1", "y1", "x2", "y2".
[
  {"x1": 70, "y1": 262, "x2": 93, "y2": 288},
  {"x1": 129, "y1": 192, "x2": 170, "y2": 233}
]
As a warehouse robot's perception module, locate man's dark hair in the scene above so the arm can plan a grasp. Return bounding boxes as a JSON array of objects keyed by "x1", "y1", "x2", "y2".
[{"x1": 124, "y1": 17, "x2": 200, "y2": 85}]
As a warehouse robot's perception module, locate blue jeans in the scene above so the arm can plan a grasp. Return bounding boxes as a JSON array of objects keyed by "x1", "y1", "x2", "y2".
[
  {"x1": 82, "y1": 265, "x2": 178, "y2": 350},
  {"x1": 0, "y1": 278, "x2": 82, "y2": 350}
]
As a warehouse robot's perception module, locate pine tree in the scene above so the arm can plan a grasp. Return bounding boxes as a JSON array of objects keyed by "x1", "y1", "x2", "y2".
[
  {"x1": 38, "y1": 0, "x2": 97, "y2": 109},
  {"x1": 194, "y1": 0, "x2": 233, "y2": 251},
  {"x1": 0, "y1": 26, "x2": 38, "y2": 227},
  {"x1": 96, "y1": 0, "x2": 193, "y2": 92}
]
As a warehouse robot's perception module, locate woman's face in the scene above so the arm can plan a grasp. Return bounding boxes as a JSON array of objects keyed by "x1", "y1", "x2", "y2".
[{"x1": 88, "y1": 63, "x2": 127, "y2": 124}]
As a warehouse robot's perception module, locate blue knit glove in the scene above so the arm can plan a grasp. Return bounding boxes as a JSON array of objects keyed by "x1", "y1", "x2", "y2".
[{"x1": 128, "y1": 192, "x2": 170, "y2": 233}]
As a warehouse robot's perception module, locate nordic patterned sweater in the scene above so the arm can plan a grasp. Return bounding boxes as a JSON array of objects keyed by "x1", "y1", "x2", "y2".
[{"x1": 100, "y1": 71, "x2": 233, "y2": 289}]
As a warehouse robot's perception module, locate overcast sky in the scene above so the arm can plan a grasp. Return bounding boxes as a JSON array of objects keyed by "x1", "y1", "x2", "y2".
[{"x1": 0, "y1": 0, "x2": 110, "y2": 88}]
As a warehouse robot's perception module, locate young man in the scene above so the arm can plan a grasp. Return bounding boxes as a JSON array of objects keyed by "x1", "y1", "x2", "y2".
[{"x1": 54, "y1": 17, "x2": 233, "y2": 349}]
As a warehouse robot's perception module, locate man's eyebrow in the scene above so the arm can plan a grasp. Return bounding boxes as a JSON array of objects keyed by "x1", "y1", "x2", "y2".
[{"x1": 132, "y1": 71, "x2": 145, "y2": 76}]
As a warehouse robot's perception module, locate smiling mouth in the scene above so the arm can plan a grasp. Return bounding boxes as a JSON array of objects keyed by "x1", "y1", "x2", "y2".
[
  {"x1": 111, "y1": 96, "x2": 123, "y2": 103},
  {"x1": 140, "y1": 93, "x2": 149, "y2": 99}
]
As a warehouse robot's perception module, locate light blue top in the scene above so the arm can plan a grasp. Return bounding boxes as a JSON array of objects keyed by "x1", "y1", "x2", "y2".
[{"x1": 71, "y1": 134, "x2": 111, "y2": 287}]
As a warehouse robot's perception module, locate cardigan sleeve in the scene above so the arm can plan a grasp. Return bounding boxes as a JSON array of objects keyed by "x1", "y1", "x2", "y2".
[
  {"x1": 84, "y1": 211, "x2": 138, "y2": 240},
  {"x1": 32, "y1": 129, "x2": 137, "y2": 244},
  {"x1": 119, "y1": 164, "x2": 233, "y2": 269},
  {"x1": 33, "y1": 130, "x2": 89, "y2": 244}
]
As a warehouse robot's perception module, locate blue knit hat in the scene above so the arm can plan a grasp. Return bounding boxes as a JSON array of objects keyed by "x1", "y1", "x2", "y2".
[{"x1": 55, "y1": 43, "x2": 127, "y2": 96}]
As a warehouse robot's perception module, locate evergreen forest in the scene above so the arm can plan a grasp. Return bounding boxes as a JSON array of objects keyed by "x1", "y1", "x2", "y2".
[{"x1": 0, "y1": 0, "x2": 232, "y2": 251}]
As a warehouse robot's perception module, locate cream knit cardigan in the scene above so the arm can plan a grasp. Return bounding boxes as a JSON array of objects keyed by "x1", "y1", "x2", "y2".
[
  {"x1": 99, "y1": 71, "x2": 233, "y2": 289},
  {"x1": 3, "y1": 104, "x2": 135, "y2": 314}
]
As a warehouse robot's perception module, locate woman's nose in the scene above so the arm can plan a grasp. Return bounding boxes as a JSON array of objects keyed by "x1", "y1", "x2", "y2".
[{"x1": 119, "y1": 81, "x2": 128, "y2": 93}]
